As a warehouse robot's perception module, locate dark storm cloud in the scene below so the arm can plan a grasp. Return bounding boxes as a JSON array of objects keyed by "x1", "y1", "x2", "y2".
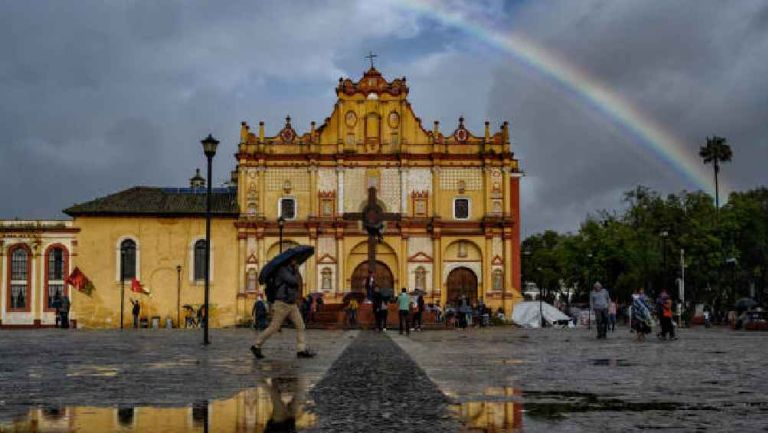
[
  {"x1": 0, "y1": 0, "x2": 420, "y2": 218},
  {"x1": 486, "y1": 0, "x2": 768, "y2": 234}
]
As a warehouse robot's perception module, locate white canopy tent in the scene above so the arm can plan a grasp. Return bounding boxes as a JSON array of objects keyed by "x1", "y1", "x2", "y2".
[{"x1": 512, "y1": 301, "x2": 573, "y2": 328}]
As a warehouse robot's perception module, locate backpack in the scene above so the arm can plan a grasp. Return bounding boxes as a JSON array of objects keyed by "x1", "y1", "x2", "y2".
[{"x1": 265, "y1": 275, "x2": 278, "y2": 304}]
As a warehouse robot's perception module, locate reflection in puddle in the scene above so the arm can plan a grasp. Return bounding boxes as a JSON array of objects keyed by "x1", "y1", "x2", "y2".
[
  {"x1": 453, "y1": 387, "x2": 523, "y2": 432},
  {"x1": 0, "y1": 378, "x2": 315, "y2": 433}
]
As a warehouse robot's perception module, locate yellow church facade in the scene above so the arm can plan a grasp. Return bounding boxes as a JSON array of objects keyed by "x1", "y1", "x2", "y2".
[{"x1": 2, "y1": 67, "x2": 522, "y2": 328}]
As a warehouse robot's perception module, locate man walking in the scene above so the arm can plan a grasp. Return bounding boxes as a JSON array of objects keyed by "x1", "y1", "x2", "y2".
[
  {"x1": 397, "y1": 288, "x2": 411, "y2": 336},
  {"x1": 251, "y1": 258, "x2": 315, "y2": 359},
  {"x1": 591, "y1": 282, "x2": 610, "y2": 339}
]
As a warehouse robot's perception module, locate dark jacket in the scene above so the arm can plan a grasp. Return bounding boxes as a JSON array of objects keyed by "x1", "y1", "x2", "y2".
[
  {"x1": 372, "y1": 291, "x2": 384, "y2": 311},
  {"x1": 417, "y1": 295, "x2": 425, "y2": 312},
  {"x1": 59, "y1": 296, "x2": 71, "y2": 313},
  {"x1": 275, "y1": 265, "x2": 300, "y2": 304}
]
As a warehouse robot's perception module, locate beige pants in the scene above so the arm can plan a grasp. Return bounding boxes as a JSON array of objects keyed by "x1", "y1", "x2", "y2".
[{"x1": 254, "y1": 301, "x2": 306, "y2": 352}]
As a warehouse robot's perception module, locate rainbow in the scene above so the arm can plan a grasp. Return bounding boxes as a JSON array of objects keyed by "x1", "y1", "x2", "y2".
[{"x1": 396, "y1": 0, "x2": 725, "y2": 195}]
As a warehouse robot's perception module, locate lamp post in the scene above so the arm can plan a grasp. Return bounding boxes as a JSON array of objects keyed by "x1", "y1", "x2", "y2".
[
  {"x1": 201, "y1": 133, "x2": 219, "y2": 345},
  {"x1": 537, "y1": 266, "x2": 544, "y2": 328},
  {"x1": 278, "y1": 216, "x2": 286, "y2": 253},
  {"x1": 176, "y1": 265, "x2": 182, "y2": 328},
  {"x1": 120, "y1": 247, "x2": 126, "y2": 331},
  {"x1": 586, "y1": 252, "x2": 593, "y2": 330}
]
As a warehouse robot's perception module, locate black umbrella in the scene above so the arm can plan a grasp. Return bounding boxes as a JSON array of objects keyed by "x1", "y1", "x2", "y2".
[
  {"x1": 735, "y1": 297, "x2": 757, "y2": 311},
  {"x1": 258, "y1": 245, "x2": 314, "y2": 284}
]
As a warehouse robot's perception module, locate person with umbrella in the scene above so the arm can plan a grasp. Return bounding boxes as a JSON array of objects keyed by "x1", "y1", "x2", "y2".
[{"x1": 251, "y1": 246, "x2": 316, "y2": 359}]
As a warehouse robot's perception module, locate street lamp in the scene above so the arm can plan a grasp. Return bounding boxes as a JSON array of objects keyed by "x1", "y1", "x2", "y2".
[
  {"x1": 536, "y1": 266, "x2": 544, "y2": 328},
  {"x1": 278, "y1": 215, "x2": 286, "y2": 253},
  {"x1": 176, "y1": 265, "x2": 182, "y2": 328},
  {"x1": 120, "y1": 246, "x2": 126, "y2": 330},
  {"x1": 586, "y1": 252, "x2": 593, "y2": 330},
  {"x1": 200, "y1": 133, "x2": 219, "y2": 345}
]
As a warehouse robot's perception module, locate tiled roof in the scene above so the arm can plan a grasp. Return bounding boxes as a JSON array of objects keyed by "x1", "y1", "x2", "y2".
[{"x1": 63, "y1": 187, "x2": 239, "y2": 217}]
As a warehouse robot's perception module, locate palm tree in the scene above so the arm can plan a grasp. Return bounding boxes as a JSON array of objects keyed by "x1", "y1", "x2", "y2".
[{"x1": 699, "y1": 135, "x2": 732, "y2": 209}]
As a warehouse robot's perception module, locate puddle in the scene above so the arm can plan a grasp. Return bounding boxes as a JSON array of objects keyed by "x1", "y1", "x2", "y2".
[
  {"x1": 453, "y1": 387, "x2": 524, "y2": 432},
  {"x1": 0, "y1": 378, "x2": 316, "y2": 432},
  {"x1": 589, "y1": 358, "x2": 634, "y2": 367},
  {"x1": 521, "y1": 391, "x2": 683, "y2": 420}
]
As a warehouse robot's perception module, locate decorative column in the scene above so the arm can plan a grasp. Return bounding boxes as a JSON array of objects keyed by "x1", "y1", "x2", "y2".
[
  {"x1": 336, "y1": 167, "x2": 345, "y2": 214},
  {"x1": 432, "y1": 230, "x2": 442, "y2": 303},
  {"x1": 503, "y1": 167, "x2": 511, "y2": 216},
  {"x1": 431, "y1": 166, "x2": 441, "y2": 217},
  {"x1": 484, "y1": 233, "x2": 493, "y2": 301},
  {"x1": 336, "y1": 230, "x2": 346, "y2": 293},
  {"x1": 306, "y1": 229, "x2": 318, "y2": 295},
  {"x1": 239, "y1": 235, "x2": 248, "y2": 294},
  {"x1": 257, "y1": 167, "x2": 267, "y2": 217},
  {"x1": 400, "y1": 167, "x2": 408, "y2": 213},
  {"x1": 309, "y1": 165, "x2": 318, "y2": 217}
]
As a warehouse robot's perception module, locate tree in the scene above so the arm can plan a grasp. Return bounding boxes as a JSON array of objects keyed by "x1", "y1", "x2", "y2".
[{"x1": 699, "y1": 135, "x2": 732, "y2": 209}]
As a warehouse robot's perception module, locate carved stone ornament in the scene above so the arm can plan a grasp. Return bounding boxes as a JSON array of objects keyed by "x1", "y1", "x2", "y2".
[{"x1": 345, "y1": 110, "x2": 357, "y2": 127}]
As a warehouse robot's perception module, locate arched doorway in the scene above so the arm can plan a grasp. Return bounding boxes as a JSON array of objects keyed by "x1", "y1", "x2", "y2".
[
  {"x1": 351, "y1": 261, "x2": 394, "y2": 298},
  {"x1": 446, "y1": 267, "x2": 478, "y2": 305}
]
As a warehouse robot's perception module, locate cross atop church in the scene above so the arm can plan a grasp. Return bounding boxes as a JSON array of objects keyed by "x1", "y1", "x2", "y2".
[
  {"x1": 365, "y1": 51, "x2": 378, "y2": 69},
  {"x1": 343, "y1": 187, "x2": 400, "y2": 276}
]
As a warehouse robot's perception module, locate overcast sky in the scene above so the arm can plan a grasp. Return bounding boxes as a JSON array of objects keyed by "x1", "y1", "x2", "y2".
[{"x1": 1, "y1": 0, "x2": 766, "y2": 236}]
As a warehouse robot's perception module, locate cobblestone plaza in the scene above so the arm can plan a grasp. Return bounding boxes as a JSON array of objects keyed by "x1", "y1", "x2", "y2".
[{"x1": 1, "y1": 326, "x2": 766, "y2": 432}]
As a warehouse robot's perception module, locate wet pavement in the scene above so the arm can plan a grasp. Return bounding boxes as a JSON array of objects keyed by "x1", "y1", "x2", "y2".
[
  {"x1": 1, "y1": 326, "x2": 767, "y2": 432},
  {"x1": 0, "y1": 328, "x2": 354, "y2": 432},
  {"x1": 392, "y1": 325, "x2": 768, "y2": 432}
]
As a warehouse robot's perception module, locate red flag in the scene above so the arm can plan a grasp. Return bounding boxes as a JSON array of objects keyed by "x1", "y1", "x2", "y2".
[
  {"x1": 131, "y1": 278, "x2": 150, "y2": 295},
  {"x1": 65, "y1": 267, "x2": 94, "y2": 295}
]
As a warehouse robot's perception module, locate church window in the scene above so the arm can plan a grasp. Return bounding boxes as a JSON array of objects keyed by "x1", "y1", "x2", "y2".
[
  {"x1": 194, "y1": 240, "x2": 207, "y2": 281},
  {"x1": 120, "y1": 239, "x2": 136, "y2": 281},
  {"x1": 46, "y1": 246, "x2": 67, "y2": 309},
  {"x1": 415, "y1": 266, "x2": 427, "y2": 291},
  {"x1": 280, "y1": 198, "x2": 296, "y2": 219},
  {"x1": 454, "y1": 198, "x2": 470, "y2": 220},
  {"x1": 493, "y1": 269, "x2": 504, "y2": 291},
  {"x1": 321, "y1": 267, "x2": 332, "y2": 291},
  {"x1": 246, "y1": 269, "x2": 258, "y2": 293},
  {"x1": 9, "y1": 246, "x2": 30, "y2": 310}
]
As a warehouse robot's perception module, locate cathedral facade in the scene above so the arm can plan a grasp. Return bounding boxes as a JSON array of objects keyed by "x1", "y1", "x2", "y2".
[{"x1": 1, "y1": 67, "x2": 522, "y2": 328}]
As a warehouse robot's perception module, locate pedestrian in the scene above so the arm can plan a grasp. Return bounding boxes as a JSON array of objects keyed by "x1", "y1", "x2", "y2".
[
  {"x1": 130, "y1": 298, "x2": 141, "y2": 329},
  {"x1": 372, "y1": 285, "x2": 386, "y2": 332},
  {"x1": 608, "y1": 297, "x2": 617, "y2": 332},
  {"x1": 252, "y1": 295, "x2": 268, "y2": 331},
  {"x1": 59, "y1": 294, "x2": 71, "y2": 329},
  {"x1": 197, "y1": 305, "x2": 207, "y2": 329},
  {"x1": 590, "y1": 282, "x2": 610, "y2": 339},
  {"x1": 397, "y1": 288, "x2": 411, "y2": 335},
  {"x1": 659, "y1": 298, "x2": 677, "y2": 340},
  {"x1": 631, "y1": 288, "x2": 653, "y2": 342},
  {"x1": 51, "y1": 293, "x2": 62, "y2": 328},
  {"x1": 346, "y1": 298, "x2": 359, "y2": 329},
  {"x1": 414, "y1": 292, "x2": 425, "y2": 331},
  {"x1": 250, "y1": 258, "x2": 316, "y2": 359},
  {"x1": 301, "y1": 295, "x2": 311, "y2": 324}
]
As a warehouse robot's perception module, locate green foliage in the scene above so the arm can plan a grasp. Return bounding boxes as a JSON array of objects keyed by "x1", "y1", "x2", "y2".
[{"x1": 522, "y1": 185, "x2": 768, "y2": 308}]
